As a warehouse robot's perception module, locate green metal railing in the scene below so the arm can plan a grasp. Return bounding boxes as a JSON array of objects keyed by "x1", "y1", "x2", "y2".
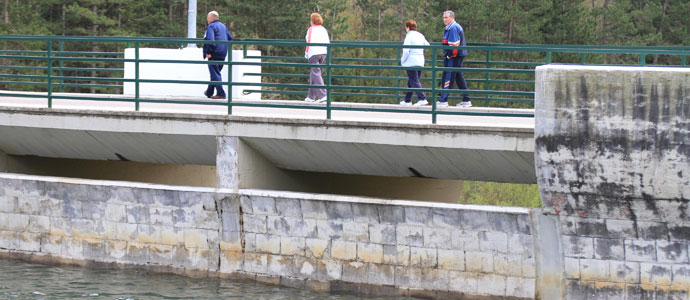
[{"x1": 0, "y1": 35, "x2": 688, "y2": 123}]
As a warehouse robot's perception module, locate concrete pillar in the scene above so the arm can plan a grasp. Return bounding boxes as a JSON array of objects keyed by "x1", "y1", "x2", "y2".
[
  {"x1": 534, "y1": 65, "x2": 690, "y2": 299},
  {"x1": 216, "y1": 136, "x2": 240, "y2": 189}
]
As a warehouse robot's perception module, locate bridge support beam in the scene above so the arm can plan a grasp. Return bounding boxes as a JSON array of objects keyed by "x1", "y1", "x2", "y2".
[{"x1": 534, "y1": 66, "x2": 690, "y2": 299}]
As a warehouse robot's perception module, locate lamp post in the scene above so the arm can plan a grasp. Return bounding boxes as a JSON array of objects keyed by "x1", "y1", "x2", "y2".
[{"x1": 187, "y1": 0, "x2": 197, "y2": 47}]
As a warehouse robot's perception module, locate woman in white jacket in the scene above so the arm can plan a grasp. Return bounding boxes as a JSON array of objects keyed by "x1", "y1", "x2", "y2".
[
  {"x1": 304, "y1": 13, "x2": 330, "y2": 103},
  {"x1": 400, "y1": 19, "x2": 430, "y2": 106}
]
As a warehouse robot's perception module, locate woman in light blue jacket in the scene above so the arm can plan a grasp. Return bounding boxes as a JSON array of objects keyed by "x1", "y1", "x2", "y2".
[{"x1": 400, "y1": 19, "x2": 430, "y2": 106}]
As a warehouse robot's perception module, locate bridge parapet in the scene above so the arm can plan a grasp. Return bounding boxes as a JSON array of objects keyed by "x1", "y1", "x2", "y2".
[{"x1": 535, "y1": 65, "x2": 690, "y2": 299}]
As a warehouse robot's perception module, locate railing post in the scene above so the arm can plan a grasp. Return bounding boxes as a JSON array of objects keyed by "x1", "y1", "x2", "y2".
[
  {"x1": 485, "y1": 50, "x2": 491, "y2": 107},
  {"x1": 135, "y1": 42, "x2": 140, "y2": 111},
  {"x1": 640, "y1": 53, "x2": 646, "y2": 66},
  {"x1": 431, "y1": 47, "x2": 437, "y2": 124},
  {"x1": 396, "y1": 49, "x2": 401, "y2": 105},
  {"x1": 58, "y1": 40, "x2": 64, "y2": 92},
  {"x1": 546, "y1": 51, "x2": 552, "y2": 64},
  {"x1": 683, "y1": 55, "x2": 687, "y2": 66},
  {"x1": 47, "y1": 40, "x2": 53, "y2": 108},
  {"x1": 227, "y1": 41, "x2": 233, "y2": 115},
  {"x1": 580, "y1": 53, "x2": 586, "y2": 65},
  {"x1": 326, "y1": 44, "x2": 332, "y2": 120}
]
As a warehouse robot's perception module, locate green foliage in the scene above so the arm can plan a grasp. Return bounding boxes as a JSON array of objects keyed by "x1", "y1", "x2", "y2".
[{"x1": 459, "y1": 181, "x2": 542, "y2": 208}]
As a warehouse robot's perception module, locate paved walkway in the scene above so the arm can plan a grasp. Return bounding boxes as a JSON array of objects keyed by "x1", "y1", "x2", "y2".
[{"x1": 0, "y1": 91, "x2": 534, "y2": 129}]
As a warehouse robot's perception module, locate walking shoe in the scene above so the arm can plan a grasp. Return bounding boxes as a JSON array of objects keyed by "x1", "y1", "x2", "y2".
[
  {"x1": 399, "y1": 101, "x2": 412, "y2": 106},
  {"x1": 304, "y1": 97, "x2": 316, "y2": 102},
  {"x1": 316, "y1": 96, "x2": 328, "y2": 103},
  {"x1": 413, "y1": 99, "x2": 428, "y2": 106},
  {"x1": 211, "y1": 95, "x2": 225, "y2": 99},
  {"x1": 457, "y1": 101, "x2": 472, "y2": 107},
  {"x1": 437, "y1": 101, "x2": 449, "y2": 107},
  {"x1": 204, "y1": 91, "x2": 211, "y2": 98}
]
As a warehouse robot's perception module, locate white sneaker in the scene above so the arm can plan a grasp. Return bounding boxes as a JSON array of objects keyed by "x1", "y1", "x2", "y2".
[
  {"x1": 457, "y1": 101, "x2": 472, "y2": 107},
  {"x1": 304, "y1": 97, "x2": 315, "y2": 102},
  {"x1": 437, "y1": 101, "x2": 449, "y2": 107},
  {"x1": 413, "y1": 100, "x2": 428, "y2": 106},
  {"x1": 399, "y1": 101, "x2": 412, "y2": 106},
  {"x1": 316, "y1": 97, "x2": 327, "y2": 103}
]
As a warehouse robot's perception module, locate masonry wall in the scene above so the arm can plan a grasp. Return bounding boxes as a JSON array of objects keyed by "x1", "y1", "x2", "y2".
[
  {"x1": 0, "y1": 174, "x2": 535, "y2": 299},
  {"x1": 535, "y1": 66, "x2": 690, "y2": 299}
]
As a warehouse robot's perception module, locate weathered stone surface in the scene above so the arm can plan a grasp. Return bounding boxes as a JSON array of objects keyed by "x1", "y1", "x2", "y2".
[
  {"x1": 422, "y1": 268, "x2": 450, "y2": 291},
  {"x1": 477, "y1": 274, "x2": 506, "y2": 296},
  {"x1": 437, "y1": 249, "x2": 465, "y2": 271},
  {"x1": 636, "y1": 221, "x2": 669, "y2": 241},
  {"x1": 479, "y1": 231, "x2": 508, "y2": 253},
  {"x1": 448, "y1": 271, "x2": 478, "y2": 294},
  {"x1": 267, "y1": 216, "x2": 317, "y2": 238},
  {"x1": 341, "y1": 261, "x2": 367, "y2": 283},
  {"x1": 243, "y1": 214, "x2": 267, "y2": 233},
  {"x1": 396, "y1": 225, "x2": 424, "y2": 247},
  {"x1": 459, "y1": 210, "x2": 489, "y2": 230},
  {"x1": 404, "y1": 207, "x2": 432, "y2": 226},
  {"x1": 250, "y1": 196, "x2": 276, "y2": 216},
  {"x1": 300, "y1": 200, "x2": 327, "y2": 220},
  {"x1": 580, "y1": 259, "x2": 609, "y2": 281},
  {"x1": 357, "y1": 242, "x2": 383, "y2": 263},
  {"x1": 410, "y1": 247, "x2": 436, "y2": 268},
  {"x1": 625, "y1": 239, "x2": 657, "y2": 262},
  {"x1": 393, "y1": 266, "x2": 421, "y2": 289},
  {"x1": 432, "y1": 208, "x2": 460, "y2": 228},
  {"x1": 331, "y1": 240, "x2": 357, "y2": 261},
  {"x1": 367, "y1": 263, "x2": 395, "y2": 286},
  {"x1": 325, "y1": 202, "x2": 353, "y2": 221},
  {"x1": 563, "y1": 235, "x2": 594, "y2": 259},
  {"x1": 506, "y1": 276, "x2": 535, "y2": 298},
  {"x1": 305, "y1": 238, "x2": 329, "y2": 258},
  {"x1": 275, "y1": 198, "x2": 302, "y2": 218},
  {"x1": 369, "y1": 223, "x2": 395, "y2": 245},
  {"x1": 508, "y1": 233, "x2": 534, "y2": 256},
  {"x1": 489, "y1": 213, "x2": 519, "y2": 234},
  {"x1": 656, "y1": 240, "x2": 689, "y2": 263},
  {"x1": 377, "y1": 205, "x2": 404, "y2": 225},
  {"x1": 640, "y1": 263, "x2": 672, "y2": 286},
  {"x1": 316, "y1": 220, "x2": 343, "y2": 240},
  {"x1": 564, "y1": 257, "x2": 580, "y2": 279},
  {"x1": 423, "y1": 227, "x2": 451, "y2": 249},
  {"x1": 466, "y1": 251, "x2": 493, "y2": 273},
  {"x1": 280, "y1": 236, "x2": 306, "y2": 256},
  {"x1": 383, "y1": 245, "x2": 410, "y2": 266},
  {"x1": 342, "y1": 222, "x2": 369, "y2": 242},
  {"x1": 351, "y1": 203, "x2": 379, "y2": 223},
  {"x1": 255, "y1": 233, "x2": 280, "y2": 254},
  {"x1": 450, "y1": 230, "x2": 479, "y2": 251},
  {"x1": 605, "y1": 219, "x2": 636, "y2": 239},
  {"x1": 610, "y1": 261, "x2": 640, "y2": 284},
  {"x1": 594, "y1": 238, "x2": 625, "y2": 260}
]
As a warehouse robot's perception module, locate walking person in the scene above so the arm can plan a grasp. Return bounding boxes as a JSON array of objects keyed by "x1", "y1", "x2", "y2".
[
  {"x1": 304, "y1": 13, "x2": 330, "y2": 103},
  {"x1": 438, "y1": 10, "x2": 471, "y2": 107},
  {"x1": 400, "y1": 19, "x2": 430, "y2": 106},
  {"x1": 203, "y1": 11, "x2": 234, "y2": 99}
]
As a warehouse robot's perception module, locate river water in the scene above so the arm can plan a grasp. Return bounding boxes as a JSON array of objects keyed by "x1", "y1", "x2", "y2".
[{"x1": 0, "y1": 259, "x2": 409, "y2": 300}]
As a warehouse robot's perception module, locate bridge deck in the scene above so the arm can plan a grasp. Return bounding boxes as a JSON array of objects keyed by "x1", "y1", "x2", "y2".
[{"x1": 0, "y1": 91, "x2": 534, "y2": 129}]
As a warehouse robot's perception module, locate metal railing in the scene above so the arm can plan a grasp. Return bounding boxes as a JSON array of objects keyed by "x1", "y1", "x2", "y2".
[{"x1": 0, "y1": 35, "x2": 688, "y2": 123}]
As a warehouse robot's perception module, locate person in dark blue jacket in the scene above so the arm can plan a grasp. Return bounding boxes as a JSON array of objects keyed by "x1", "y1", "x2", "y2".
[
  {"x1": 439, "y1": 10, "x2": 471, "y2": 107},
  {"x1": 203, "y1": 11, "x2": 234, "y2": 99}
]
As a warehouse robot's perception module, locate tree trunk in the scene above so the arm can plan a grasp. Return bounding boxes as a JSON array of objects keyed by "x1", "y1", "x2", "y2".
[
  {"x1": 508, "y1": 0, "x2": 515, "y2": 44},
  {"x1": 600, "y1": 0, "x2": 608, "y2": 64},
  {"x1": 653, "y1": 0, "x2": 669, "y2": 64},
  {"x1": 3, "y1": 0, "x2": 8, "y2": 24}
]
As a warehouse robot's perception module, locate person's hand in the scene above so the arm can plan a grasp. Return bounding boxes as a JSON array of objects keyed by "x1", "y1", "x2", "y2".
[{"x1": 206, "y1": 54, "x2": 212, "y2": 59}]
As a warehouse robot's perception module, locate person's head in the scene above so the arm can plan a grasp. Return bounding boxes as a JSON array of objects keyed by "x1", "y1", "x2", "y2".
[
  {"x1": 442, "y1": 10, "x2": 455, "y2": 26},
  {"x1": 207, "y1": 11, "x2": 219, "y2": 24},
  {"x1": 405, "y1": 19, "x2": 417, "y2": 32},
  {"x1": 310, "y1": 13, "x2": 323, "y2": 26}
]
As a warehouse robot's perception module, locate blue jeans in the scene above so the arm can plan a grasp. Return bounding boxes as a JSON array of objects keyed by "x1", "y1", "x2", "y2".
[
  {"x1": 404, "y1": 70, "x2": 426, "y2": 102},
  {"x1": 206, "y1": 58, "x2": 226, "y2": 98},
  {"x1": 439, "y1": 56, "x2": 470, "y2": 103}
]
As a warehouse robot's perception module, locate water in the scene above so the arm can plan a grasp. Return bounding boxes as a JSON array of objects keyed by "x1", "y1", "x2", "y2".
[{"x1": 0, "y1": 259, "x2": 408, "y2": 300}]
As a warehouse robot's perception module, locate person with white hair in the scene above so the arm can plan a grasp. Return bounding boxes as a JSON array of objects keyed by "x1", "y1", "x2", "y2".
[{"x1": 203, "y1": 11, "x2": 234, "y2": 99}]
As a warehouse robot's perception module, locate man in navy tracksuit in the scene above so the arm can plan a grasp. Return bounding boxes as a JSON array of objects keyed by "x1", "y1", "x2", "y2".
[
  {"x1": 203, "y1": 11, "x2": 234, "y2": 99},
  {"x1": 439, "y1": 10, "x2": 471, "y2": 107}
]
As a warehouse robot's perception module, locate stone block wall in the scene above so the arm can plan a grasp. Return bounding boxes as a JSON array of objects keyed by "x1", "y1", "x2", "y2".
[
  {"x1": 0, "y1": 173, "x2": 535, "y2": 299},
  {"x1": 535, "y1": 65, "x2": 690, "y2": 299},
  {"x1": 233, "y1": 193, "x2": 536, "y2": 298}
]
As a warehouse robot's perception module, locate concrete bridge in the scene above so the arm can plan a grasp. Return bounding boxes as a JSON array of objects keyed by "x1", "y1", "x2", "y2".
[
  {"x1": 1, "y1": 65, "x2": 689, "y2": 300},
  {"x1": 0, "y1": 93, "x2": 535, "y2": 202}
]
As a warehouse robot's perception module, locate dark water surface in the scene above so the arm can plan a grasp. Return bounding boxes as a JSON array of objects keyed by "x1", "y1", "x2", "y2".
[{"x1": 0, "y1": 259, "x2": 409, "y2": 300}]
